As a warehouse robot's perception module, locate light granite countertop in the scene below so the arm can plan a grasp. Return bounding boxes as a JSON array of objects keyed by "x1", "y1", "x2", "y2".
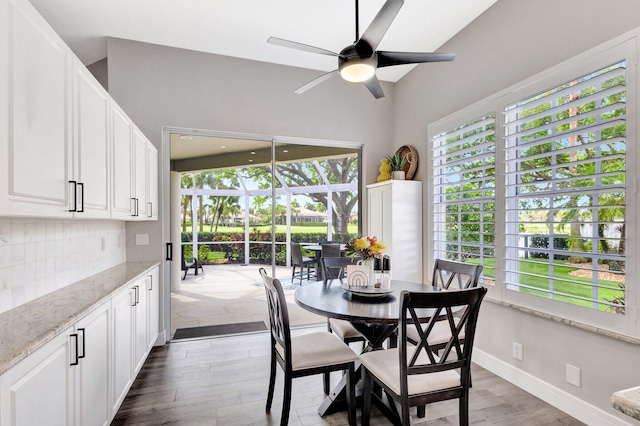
[
  {"x1": 612, "y1": 386, "x2": 640, "y2": 421},
  {"x1": 0, "y1": 261, "x2": 160, "y2": 375}
]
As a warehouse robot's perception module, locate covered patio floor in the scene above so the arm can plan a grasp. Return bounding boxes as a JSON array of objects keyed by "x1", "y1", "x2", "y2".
[{"x1": 171, "y1": 263, "x2": 326, "y2": 339}]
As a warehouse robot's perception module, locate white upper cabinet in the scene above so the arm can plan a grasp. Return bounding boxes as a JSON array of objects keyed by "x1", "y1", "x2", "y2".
[
  {"x1": 72, "y1": 58, "x2": 111, "y2": 218},
  {"x1": 111, "y1": 117, "x2": 158, "y2": 221},
  {"x1": 133, "y1": 128, "x2": 149, "y2": 219},
  {"x1": 0, "y1": 0, "x2": 157, "y2": 221},
  {"x1": 147, "y1": 143, "x2": 159, "y2": 220},
  {"x1": 111, "y1": 103, "x2": 135, "y2": 220},
  {"x1": 0, "y1": 0, "x2": 73, "y2": 217}
]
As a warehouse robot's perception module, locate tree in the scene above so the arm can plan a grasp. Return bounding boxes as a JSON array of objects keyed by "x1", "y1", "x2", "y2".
[
  {"x1": 180, "y1": 175, "x2": 194, "y2": 232},
  {"x1": 244, "y1": 157, "x2": 358, "y2": 233}
]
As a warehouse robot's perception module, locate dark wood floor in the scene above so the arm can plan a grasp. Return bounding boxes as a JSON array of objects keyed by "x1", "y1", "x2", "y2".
[{"x1": 112, "y1": 326, "x2": 585, "y2": 425}]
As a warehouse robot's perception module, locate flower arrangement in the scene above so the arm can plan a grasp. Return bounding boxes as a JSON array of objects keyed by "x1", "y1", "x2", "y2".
[{"x1": 345, "y1": 235, "x2": 386, "y2": 262}]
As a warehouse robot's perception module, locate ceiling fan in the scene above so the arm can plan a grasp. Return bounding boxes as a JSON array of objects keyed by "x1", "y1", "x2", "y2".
[{"x1": 267, "y1": 0, "x2": 455, "y2": 99}]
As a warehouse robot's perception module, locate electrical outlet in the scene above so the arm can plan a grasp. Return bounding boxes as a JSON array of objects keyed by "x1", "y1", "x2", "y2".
[
  {"x1": 135, "y1": 234, "x2": 149, "y2": 245},
  {"x1": 512, "y1": 342, "x2": 523, "y2": 361},
  {"x1": 566, "y1": 364, "x2": 581, "y2": 387}
]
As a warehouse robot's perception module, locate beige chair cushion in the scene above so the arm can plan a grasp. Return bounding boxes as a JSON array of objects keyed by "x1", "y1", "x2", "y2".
[
  {"x1": 329, "y1": 318, "x2": 363, "y2": 339},
  {"x1": 359, "y1": 348, "x2": 460, "y2": 396},
  {"x1": 405, "y1": 317, "x2": 464, "y2": 347},
  {"x1": 276, "y1": 332, "x2": 357, "y2": 371}
]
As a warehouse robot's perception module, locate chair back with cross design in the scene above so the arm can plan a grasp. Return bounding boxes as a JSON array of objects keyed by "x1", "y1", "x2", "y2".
[{"x1": 431, "y1": 258, "x2": 483, "y2": 290}]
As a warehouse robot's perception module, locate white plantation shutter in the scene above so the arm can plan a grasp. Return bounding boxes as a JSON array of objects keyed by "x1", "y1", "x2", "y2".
[
  {"x1": 503, "y1": 61, "x2": 626, "y2": 312},
  {"x1": 432, "y1": 113, "x2": 496, "y2": 285}
]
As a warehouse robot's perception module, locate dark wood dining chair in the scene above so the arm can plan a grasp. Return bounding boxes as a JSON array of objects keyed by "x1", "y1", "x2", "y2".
[
  {"x1": 259, "y1": 268, "x2": 357, "y2": 426},
  {"x1": 406, "y1": 259, "x2": 484, "y2": 418},
  {"x1": 360, "y1": 286, "x2": 488, "y2": 426},
  {"x1": 291, "y1": 242, "x2": 318, "y2": 285},
  {"x1": 410, "y1": 259, "x2": 484, "y2": 352},
  {"x1": 319, "y1": 256, "x2": 367, "y2": 393}
]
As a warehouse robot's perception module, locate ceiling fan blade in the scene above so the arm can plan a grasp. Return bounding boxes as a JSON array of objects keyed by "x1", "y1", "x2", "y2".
[
  {"x1": 377, "y1": 51, "x2": 456, "y2": 67},
  {"x1": 355, "y1": 0, "x2": 404, "y2": 54},
  {"x1": 268, "y1": 37, "x2": 340, "y2": 57},
  {"x1": 294, "y1": 69, "x2": 339, "y2": 94},
  {"x1": 363, "y1": 75, "x2": 385, "y2": 99}
]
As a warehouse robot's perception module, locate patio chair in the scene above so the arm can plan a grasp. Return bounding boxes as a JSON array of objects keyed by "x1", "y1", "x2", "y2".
[
  {"x1": 181, "y1": 245, "x2": 204, "y2": 279},
  {"x1": 360, "y1": 286, "x2": 488, "y2": 426},
  {"x1": 259, "y1": 268, "x2": 357, "y2": 426},
  {"x1": 291, "y1": 242, "x2": 318, "y2": 285}
]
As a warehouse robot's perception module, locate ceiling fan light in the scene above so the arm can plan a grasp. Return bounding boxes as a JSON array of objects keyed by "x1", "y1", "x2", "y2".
[{"x1": 339, "y1": 56, "x2": 377, "y2": 83}]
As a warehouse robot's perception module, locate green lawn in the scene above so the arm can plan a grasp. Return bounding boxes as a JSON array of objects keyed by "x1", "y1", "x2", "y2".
[{"x1": 473, "y1": 258, "x2": 623, "y2": 311}]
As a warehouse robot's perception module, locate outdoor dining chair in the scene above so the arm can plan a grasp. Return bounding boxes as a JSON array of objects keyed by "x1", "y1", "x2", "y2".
[
  {"x1": 259, "y1": 268, "x2": 357, "y2": 426},
  {"x1": 291, "y1": 242, "x2": 318, "y2": 285},
  {"x1": 360, "y1": 286, "x2": 488, "y2": 425}
]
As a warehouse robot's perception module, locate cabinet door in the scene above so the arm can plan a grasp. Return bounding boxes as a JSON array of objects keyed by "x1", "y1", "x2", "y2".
[
  {"x1": 146, "y1": 142, "x2": 159, "y2": 220},
  {"x1": 133, "y1": 277, "x2": 148, "y2": 373},
  {"x1": 111, "y1": 104, "x2": 134, "y2": 220},
  {"x1": 0, "y1": 0, "x2": 73, "y2": 217},
  {"x1": 75, "y1": 302, "x2": 110, "y2": 426},
  {"x1": 0, "y1": 328, "x2": 75, "y2": 426},
  {"x1": 132, "y1": 128, "x2": 148, "y2": 219},
  {"x1": 73, "y1": 59, "x2": 110, "y2": 219},
  {"x1": 111, "y1": 287, "x2": 134, "y2": 411},
  {"x1": 147, "y1": 266, "x2": 160, "y2": 350}
]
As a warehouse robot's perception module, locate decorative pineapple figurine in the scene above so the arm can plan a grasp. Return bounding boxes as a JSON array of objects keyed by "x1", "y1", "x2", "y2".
[{"x1": 377, "y1": 158, "x2": 391, "y2": 182}]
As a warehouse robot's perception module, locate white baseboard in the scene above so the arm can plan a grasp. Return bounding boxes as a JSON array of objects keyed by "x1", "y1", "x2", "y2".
[{"x1": 473, "y1": 349, "x2": 632, "y2": 426}]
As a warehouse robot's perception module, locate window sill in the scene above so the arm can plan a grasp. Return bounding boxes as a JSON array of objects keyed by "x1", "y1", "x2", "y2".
[{"x1": 485, "y1": 297, "x2": 640, "y2": 345}]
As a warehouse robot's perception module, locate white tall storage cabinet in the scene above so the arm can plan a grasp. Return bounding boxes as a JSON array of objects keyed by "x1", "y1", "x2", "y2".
[{"x1": 367, "y1": 180, "x2": 422, "y2": 282}]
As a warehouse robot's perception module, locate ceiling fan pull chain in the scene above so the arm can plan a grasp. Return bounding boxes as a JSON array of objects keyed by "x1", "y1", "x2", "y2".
[{"x1": 355, "y1": 0, "x2": 359, "y2": 43}]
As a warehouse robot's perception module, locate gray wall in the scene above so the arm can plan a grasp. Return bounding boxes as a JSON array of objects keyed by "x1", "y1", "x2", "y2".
[
  {"x1": 106, "y1": 37, "x2": 395, "y2": 185},
  {"x1": 105, "y1": 38, "x2": 396, "y2": 263},
  {"x1": 394, "y1": 0, "x2": 640, "y2": 421}
]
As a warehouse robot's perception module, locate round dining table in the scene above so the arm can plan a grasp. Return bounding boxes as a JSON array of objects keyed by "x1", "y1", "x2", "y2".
[{"x1": 294, "y1": 279, "x2": 442, "y2": 418}]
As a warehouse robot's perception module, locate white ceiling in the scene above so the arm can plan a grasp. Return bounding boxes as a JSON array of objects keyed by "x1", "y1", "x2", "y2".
[{"x1": 28, "y1": 0, "x2": 496, "y2": 83}]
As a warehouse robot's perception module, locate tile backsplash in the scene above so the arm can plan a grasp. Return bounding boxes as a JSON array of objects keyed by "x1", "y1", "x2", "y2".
[{"x1": 0, "y1": 218, "x2": 126, "y2": 314}]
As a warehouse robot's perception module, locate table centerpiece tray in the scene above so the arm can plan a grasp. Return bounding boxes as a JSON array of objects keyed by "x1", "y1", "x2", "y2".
[{"x1": 341, "y1": 283, "x2": 393, "y2": 298}]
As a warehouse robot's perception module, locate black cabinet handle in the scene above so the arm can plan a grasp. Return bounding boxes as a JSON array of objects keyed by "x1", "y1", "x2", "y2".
[
  {"x1": 69, "y1": 181, "x2": 77, "y2": 212},
  {"x1": 135, "y1": 198, "x2": 139, "y2": 217},
  {"x1": 166, "y1": 243, "x2": 173, "y2": 261},
  {"x1": 148, "y1": 274, "x2": 153, "y2": 291},
  {"x1": 70, "y1": 333, "x2": 79, "y2": 366},
  {"x1": 77, "y1": 182, "x2": 84, "y2": 213},
  {"x1": 78, "y1": 328, "x2": 86, "y2": 359},
  {"x1": 135, "y1": 285, "x2": 139, "y2": 305},
  {"x1": 131, "y1": 287, "x2": 137, "y2": 307},
  {"x1": 148, "y1": 202, "x2": 152, "y2": 217}
]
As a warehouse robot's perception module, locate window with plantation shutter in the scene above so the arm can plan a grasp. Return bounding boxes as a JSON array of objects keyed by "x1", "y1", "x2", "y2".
[
  {"x1": 432, "y1": 113, "x2": 496, "y2": 286},
  {"x1": 503, "y1": 61, "x2": 626, "y2": 313}
]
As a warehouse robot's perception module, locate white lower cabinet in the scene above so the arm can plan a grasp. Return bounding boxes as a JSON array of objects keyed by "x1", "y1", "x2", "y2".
[
  {"x1": 0, "y1": 267, "x2": 159, "y2": 426},
  {"x1": 133, "y1": 276, "x2": 148, "y2": 374},
  {"x1": 112, "y1": 285, "x2": 135, "y2": 413},
  {"x1": 147, "y1": 266, "x2": 160, "y2": 350},
  {"x1": 0, "y1": 327, "x2": 75, "y2": 426},
  {"x1": 75, "y1": 301, "x2": 110, "y2": 426}
]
